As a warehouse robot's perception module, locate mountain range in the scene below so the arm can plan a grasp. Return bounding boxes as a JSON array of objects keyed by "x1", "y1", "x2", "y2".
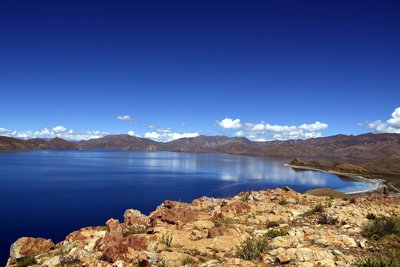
[{"x1": 1, "y1": 133, "x2": 400, "y2": 160}]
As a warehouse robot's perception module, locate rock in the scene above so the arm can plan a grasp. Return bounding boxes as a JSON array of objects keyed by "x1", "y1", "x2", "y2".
[
  {"x1": 276, "y1": 254, "x2": 291, "y2": 264},
  {"x1": 191, "y1": 220, "x2": 215, "y2": 229},
  {"x1": 9, "y1": 237, "x2": 54, "y2": 260},
  {"x1": 123, "y1": 209, "x2": 149, "y2": 229},
  {"x1": 213, "y1": 201, "x2": 252, "y2": 220},
  {"x1": 6, "y1": 188, "x2": 400, "y2": 267},
  {"x1": 42, "y1": 255, "x2": 60, "y2": 266},
  {"x1": 102, "y1": 241, "x2": 128, "y2": 263},
  {"x1": 150, "y1": 202, "x2": 198, "y2": 225},
  {"x1": 359, "y1": 239, "x2": 367, "y2": 248},
  {"x1": 106, "y1": 218, "x2": 123, "y2": 235},
  {"x1": 127, "y1": 235, "x2": 147, "y2": 250},
  {"x1": 208, "y1": 226, "x2": 239, "y2": 238}
]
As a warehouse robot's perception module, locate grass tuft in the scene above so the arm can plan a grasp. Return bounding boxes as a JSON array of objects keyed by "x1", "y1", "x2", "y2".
[
  {"x1": 212, "y1": 217, "x2": 232, "y2": 227},
  {"x1": 264, "y1": 229, "x2": 288, "y2": 239},
  {"x1": 17, "y1": 256, "x2": 37, "y2": 267},
  {"x1": 122, "y1": 226, "x2": 146, "y2": 237},
  {"x1": 160, "y1": 233, "x2": 173, "y2": 247},
  {"x1": 317, "y1": 213, "x2": 338, "y2": 225},
  {"x1": 236, "y1": 235, "x2": 268, "y2": 261},
  {"x1": 362, "y1": 216, "x2": 400, "y2": 239}
]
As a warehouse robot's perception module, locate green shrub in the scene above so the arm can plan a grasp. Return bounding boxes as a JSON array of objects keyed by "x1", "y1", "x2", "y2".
[
  {"x1": 17, "y1": 256, "x2": 37, "y2": 267},
  {"x1": 160, "y1": 233, "x2": 173, "y2": 247},
  {"x1": 367, "y1": 213, "x2": 377, "y2": 220},
  {"x1": 236, "y1": 235, "x2": 268, "y2": 261},
  {"x1": 313, "y1": 203, "x2": 325, "y2": 213},
  {"x1": 212, "y1": 217, "x2": 232, "y2": 227},
  {"x1": 242, "y1": 192, "x2": 252, "y2": 203},
  {"x1": 181, "y1": 256, "x2": 196, "y2": 266},
  {"x1": 264, "y1": 229, "x2": 288, "y2": 239},
  {"x1": 317, "y1": 213, "x2": 338, "y2": 225},
  {"x1": 123, "y1": 226, "x2": 146, "y2": 237},
  {"x1": 362, "y1": 216, "x2": 400, "y2": 239},
  {"x1": 278, "y1": 199, "x2": 288, "y2": 205},
  {"x1": 358, "y1": 257, "x2": 397, "y2": 267}
]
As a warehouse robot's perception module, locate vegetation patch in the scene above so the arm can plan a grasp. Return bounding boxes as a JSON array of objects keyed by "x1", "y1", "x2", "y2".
[
  {"x1": 278, "y1": 199, "x2": 288, "y2": 205},
  {"x1": 264, "y1": 229, "x2": 288, "y2": 239},
  {"x1": 362, "y1": 216, "x2": 400, "y2": 239},
  {"x1": 160, "y1": 233, "x2": 173, "y2": 247},
  {"x1": 17, "y1": 256, "x2": 37, "y2": 267},
  {"x1": 236, "y1": 235, "x2": 268, "y2": 261},
  {"x1": 212, "y1": 217, "x2": 232, "y2": 227},
  {"x1": 313, "y1": 203, "x2": 325, "y2": 213},
  {"x1": 181, "y1": 256, "x2": 196, "y2": 266},
  {"x1": 317, "y1": 213, "x2": 338, "y2": 225},
  {"x1": 367, "y1": 213, "x2": 377, "y2": 220},
  {"x1": 122, "y1": 226, "x2": 146, "y2": 237},
  {"x1": 304, "y1": 188, "x2": 348, "y2": 199}
]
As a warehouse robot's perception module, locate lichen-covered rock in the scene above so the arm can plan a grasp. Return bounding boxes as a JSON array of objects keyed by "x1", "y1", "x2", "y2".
[
  {"x1": 123, "y1": 209, "x2": 149, "y2": 229},
  {"x1": 9, "y1": 237, "x2": 54, "y2": 261}
]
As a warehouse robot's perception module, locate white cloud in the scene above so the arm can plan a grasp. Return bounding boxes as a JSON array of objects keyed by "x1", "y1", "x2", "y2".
[
  {"x1": 218, "y1": 117, "x2": 329, "y2": 141},
  {"x1": 299, "y1": 121, "x2": 328, "y2": 131},
  {"x1": 144, "y1": 131, "x2": 160, "y2": 140},
  {"x1": 144, "y1": 131, "x2": 200, "y2": 142},
  {"x1": 117, "y1": 115, "x2": 132, "y2": 122},
  {"x1": 368, "y1": 107, "x2": 400, "y2": 133},
  {"x1": 235, "y1": 130, "x2": 244, "y2": 137},
  {"x1": 387, "y1": 107, "x2": 400, "y2": 128},
  {"x1": 52, "y1": 125, "x2": 66, "y2": 132},
  {"x1": 0, "y1": 126, "x2": 108, "y2": 141},
  {"x1": 218, "y1": 118, "x2": 242, "y2": 129},
  {"x1": 128, "y1": 131, "x2": 136, "y2": 136}
]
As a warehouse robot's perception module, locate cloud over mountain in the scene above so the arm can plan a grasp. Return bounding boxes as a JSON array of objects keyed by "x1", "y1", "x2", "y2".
[
  {"x1": 219, "y1": 118, "x2": 329, "y2": 141},
  {"x1": 0, "y1": 126, "x2": 108, "y2": 141},
  {"x1": 218, "y1": 118, "x2": 242, "y2": 129},
  {"x1": 368, "y1": 107, "x2": 400, "y2": 134}
]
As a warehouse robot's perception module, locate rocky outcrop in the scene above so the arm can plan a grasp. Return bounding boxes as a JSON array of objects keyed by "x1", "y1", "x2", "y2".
[
  {"x1": 8, "y1": 237, "x2": 54, "y2": 264},
  {"x1": 6, "y1": 188, "x2": 400, "y2": 266}
]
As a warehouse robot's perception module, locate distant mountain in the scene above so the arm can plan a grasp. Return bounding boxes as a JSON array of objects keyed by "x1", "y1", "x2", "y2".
[
  {"x1": 77, "y1": 134, "x2": 157, "y2": 150},
  {"x1": 0, "y1": 136, "x2": 76, "y2": 150},
  {"x1": 158, "y1": 135, "x2": 260, "y2": 153},
  {"x1": 1, "y1": 133, "x2": 400, "y2": 160}
]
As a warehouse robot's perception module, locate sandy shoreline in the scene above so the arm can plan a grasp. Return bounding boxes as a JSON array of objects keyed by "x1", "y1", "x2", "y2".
[{"x1": 284, "y1": 163, "x2": 384, "y2": 195}]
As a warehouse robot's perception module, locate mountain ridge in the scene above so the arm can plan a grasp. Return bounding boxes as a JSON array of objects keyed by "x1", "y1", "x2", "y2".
[{"x1": 1, "y1": 133, "x2": 400, "y2": 160}]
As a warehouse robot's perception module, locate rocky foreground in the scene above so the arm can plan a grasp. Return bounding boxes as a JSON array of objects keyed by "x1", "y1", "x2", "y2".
[{"x1": 6, "y1": 188, "x2": 400, "y2": 267}]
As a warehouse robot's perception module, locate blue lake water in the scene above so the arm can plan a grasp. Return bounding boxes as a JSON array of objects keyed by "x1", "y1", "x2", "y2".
[{"x1": 0, "y1": 150, "x2": 375, "y2": 264}]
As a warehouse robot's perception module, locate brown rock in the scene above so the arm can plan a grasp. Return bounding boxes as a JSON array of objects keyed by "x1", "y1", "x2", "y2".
[
  {"x1": 102, "y1": 241, "x2": 128, "y2": 263},
  {"x1": 9, "y1": 237, "x2": 54, "y2": 260},
  {"x1": 276, "y1": 254, "x2": 291, "y2": 264},
  {"x1": 123, "y1": 209, "x2": 149, "y2": 228},
  {"x1": 127, "y1": 235, "x2": 147, "y2": 250},
  {"x1": 213, "y1": 201, "x2": 251, "y2": 219},
  {"x1": 208, "y1": 226, "x2": 239, "y2": 238},
  {"x1": 106, "y1": 218, "x2": 123, "y2": 235},
  {"x1": 149, "y1": 202, "x2": 198, "y2": 225}
]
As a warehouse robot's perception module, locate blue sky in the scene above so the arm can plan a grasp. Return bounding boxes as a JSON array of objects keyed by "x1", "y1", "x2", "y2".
[{"x1": 0, "y1": 1, "x2": 399, "y2": 141}]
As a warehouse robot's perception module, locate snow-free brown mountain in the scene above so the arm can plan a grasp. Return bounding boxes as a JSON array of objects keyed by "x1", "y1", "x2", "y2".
[{"x1": 1, "y1": 133, "x2": 400, "y2": 160}]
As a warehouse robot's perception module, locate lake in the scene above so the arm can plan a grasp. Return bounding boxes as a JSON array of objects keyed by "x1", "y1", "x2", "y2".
[{"x1": 0, "y1": 150, "x2": 375, "y2": 264}]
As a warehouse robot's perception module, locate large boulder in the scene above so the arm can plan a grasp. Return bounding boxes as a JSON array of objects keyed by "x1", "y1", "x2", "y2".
[
  {"x1": 106, "y1": 218, "x2": 123, "y2": 235},
  {"x1": 123, "y1": 209, "x2": 149, "y2": 229},
  {"x1": 149, "y1": 201, "x2": 198, "y2": 225},
  {"x1": 9, "y1": 237, "x2": 54, "y2": 260},
  {"x1": 213, "y1": 201, "x2": 252, "y2": 219}
]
